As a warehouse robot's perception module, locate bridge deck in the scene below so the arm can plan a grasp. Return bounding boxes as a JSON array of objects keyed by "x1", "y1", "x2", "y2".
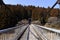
[{"x1": 0, "y1": 24, "x2": 60, "y2": 40}]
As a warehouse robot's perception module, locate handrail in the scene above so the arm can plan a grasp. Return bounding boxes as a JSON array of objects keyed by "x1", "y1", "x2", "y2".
[
  {"x1": 0, "y1": 24, "x2": 26, "y2": 33},
  {"x1": 33, "y1": 24, "x2": 60, "y2": 34}
]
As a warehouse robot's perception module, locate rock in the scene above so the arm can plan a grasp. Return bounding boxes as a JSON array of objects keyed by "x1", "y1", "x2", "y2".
[
  {"x1": 44, "y1": 17, "x2": 60, "y2": 29},
  {"x1": 16, "y1": 19, "x2": 28, "y2": 26},
  {"x1": 31, "y1": 20, "x2": 41, "y2": 25}
]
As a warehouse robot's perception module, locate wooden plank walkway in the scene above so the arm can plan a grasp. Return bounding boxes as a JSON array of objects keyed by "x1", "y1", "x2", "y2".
[
  {"x1": 0, "y1": 24, "x2": 60, "y2": 40},
  {"x1": 0, "y1": 24, "x2": 28, "y2": 40}
]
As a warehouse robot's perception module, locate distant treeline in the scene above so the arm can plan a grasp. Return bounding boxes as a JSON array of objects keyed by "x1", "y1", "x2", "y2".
[{"x1": 0, "y1": 5, "x2": 59, "y2": 29}]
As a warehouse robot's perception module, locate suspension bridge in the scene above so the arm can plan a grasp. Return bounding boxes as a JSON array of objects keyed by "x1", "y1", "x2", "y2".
[
  {"x1": 0, "y1": 23, "x2": 60, "y2": 40},
  {"x1": 0, "y1": 0, "x2": 60, "y2": 40}
]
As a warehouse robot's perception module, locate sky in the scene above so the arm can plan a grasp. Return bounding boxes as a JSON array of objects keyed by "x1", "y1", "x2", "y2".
[{"x1": 3, "y1": 0, "x2": 59, "y2": 8}]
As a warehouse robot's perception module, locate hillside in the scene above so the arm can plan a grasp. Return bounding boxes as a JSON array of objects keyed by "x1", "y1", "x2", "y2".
[{"x1": 0, "y1": 4, "x2": 59, "y2": 29}]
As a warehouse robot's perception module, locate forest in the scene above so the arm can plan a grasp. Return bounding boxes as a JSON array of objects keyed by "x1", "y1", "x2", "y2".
[{"x1": 0, "y1": 4, "x2": 59, "y2": 29}]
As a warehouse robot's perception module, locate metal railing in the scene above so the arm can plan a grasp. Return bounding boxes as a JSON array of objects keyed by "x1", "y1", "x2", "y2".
[{"x1": 33, "y1": 24, "x2": 60, "y2": 33}]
